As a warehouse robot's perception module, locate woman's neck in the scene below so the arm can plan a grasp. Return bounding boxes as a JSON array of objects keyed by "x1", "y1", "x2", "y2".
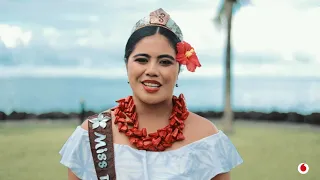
[{"x1": 132, "y1": 95, "x2": 173, "y2": 125}]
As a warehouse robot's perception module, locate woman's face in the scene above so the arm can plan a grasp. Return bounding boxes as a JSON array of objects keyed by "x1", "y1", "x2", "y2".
[{"x1": 127, "y1": 33, "x2": 179, "y2": 105}]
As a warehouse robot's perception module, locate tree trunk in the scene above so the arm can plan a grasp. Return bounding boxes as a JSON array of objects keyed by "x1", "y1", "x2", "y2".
[{"x1": 222, "y1": 0, "x2": 234, "y2": 134}]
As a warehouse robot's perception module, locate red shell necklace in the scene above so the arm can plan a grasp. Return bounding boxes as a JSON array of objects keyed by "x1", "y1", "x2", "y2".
[{"x1": 111, "y1": 94, "x2": 189, "y2": 151}]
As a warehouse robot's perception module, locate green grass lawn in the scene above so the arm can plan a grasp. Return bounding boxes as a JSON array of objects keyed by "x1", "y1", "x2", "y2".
[{"x1": 0, "y1": 120, "x2": 319, "y2": 180}]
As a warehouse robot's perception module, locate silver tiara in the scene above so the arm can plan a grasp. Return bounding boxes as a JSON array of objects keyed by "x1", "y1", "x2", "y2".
[{"x1": 131, "y1": 8, "x2": 184, "y2": 41}]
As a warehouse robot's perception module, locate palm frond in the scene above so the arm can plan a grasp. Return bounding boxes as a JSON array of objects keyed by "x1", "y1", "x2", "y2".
[{"x1": 213, "y1": 0, "x2": 251, "y2": 29}]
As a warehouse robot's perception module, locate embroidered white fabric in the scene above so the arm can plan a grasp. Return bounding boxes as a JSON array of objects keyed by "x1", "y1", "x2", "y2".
[{"x1": 59, "y1": 126, "x2": 243, "y2": 180}]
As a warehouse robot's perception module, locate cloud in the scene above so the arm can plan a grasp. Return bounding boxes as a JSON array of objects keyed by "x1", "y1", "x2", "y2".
[
  {"x1": 42, "y1": 27, "x2": 61, "y2": 47},
  {"x1": 253, "y1": 0, "x2": 320, "y2": 9},
  {"x1": 0, "y1": 46, "x2": 125, "y2": 68},
  {"x1": 0, "y1": 24, "x2": 32, "y2": 48},
  {"x1": 0, "y1": 0, "x2": 319, "y2": 78},
  {"x1": 1, "y1": 61, "x2": 319, "y2": 79}
]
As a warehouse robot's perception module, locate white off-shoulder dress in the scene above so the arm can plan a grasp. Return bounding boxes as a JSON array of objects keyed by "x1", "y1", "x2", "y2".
[{"x1": 59, "y1": 126, "x2": 243, "y2": 180}]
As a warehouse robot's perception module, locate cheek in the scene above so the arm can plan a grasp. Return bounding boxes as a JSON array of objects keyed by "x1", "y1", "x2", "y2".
[
  {"x1": 127, "y1": 61, "x2": 144, "y2": 84},
  {"x1": 163, "y1": 65, "x2": 179, "y2": 84},
  {"x1": 127, "y1": 61, "x2": 137, "y2": 76}
]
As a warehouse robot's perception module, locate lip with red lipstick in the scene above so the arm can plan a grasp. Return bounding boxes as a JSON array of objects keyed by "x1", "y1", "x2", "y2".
[{"x1": 141, "y1": 80, "x2": 162, "y2": 93}]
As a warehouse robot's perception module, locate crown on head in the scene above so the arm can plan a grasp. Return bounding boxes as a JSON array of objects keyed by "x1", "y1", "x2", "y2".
[{"x1": 131, "y1": 8, "x2": 183, "y2": 41}]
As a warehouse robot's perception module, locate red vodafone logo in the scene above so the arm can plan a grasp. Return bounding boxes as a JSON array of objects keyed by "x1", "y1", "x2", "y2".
[{"x1": 298, "y1": 163, "x2": 309, "y2": 174}]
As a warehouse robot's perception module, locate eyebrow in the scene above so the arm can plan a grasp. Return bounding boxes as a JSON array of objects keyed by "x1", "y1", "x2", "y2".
[{"x1": 133, "y1": 53, "x2": 175, "y2": 61}]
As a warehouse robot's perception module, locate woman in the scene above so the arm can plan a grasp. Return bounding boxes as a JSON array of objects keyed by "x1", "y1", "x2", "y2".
[{"x1": 59, "y1": 8, "x2": 243, "y2": 180}]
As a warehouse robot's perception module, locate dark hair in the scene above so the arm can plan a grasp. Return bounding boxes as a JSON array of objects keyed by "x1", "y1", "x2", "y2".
[{"x1": 124, "y1": 26, "x2": 182, "y2": 71}]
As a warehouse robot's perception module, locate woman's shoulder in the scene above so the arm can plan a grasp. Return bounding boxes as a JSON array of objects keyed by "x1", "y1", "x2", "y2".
[
  {"x1": 81, "y1": 119, "x2": 89, "y2": 131},
  {"x1": 181, "y1": 112, "x2": 243, "y2": 179},
  {"x1": 184, "y1": 112, "x2": 220, "y2": 143},
  {"x1": 80, "y1": 108, "x2": 116, "y2": 131}
]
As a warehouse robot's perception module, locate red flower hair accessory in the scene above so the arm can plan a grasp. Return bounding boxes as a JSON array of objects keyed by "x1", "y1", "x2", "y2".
[{"x1": 176, "y1": 41, "x2": 201, "y2": 72}]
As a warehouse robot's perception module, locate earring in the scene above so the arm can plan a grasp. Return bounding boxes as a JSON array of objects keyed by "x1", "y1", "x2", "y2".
[
  {"x1": 127, "y1": 81, "x2": 129, "y2": 84},
  {"x1": 175, "y1": 84, "x2": 178, "y2": 87}
]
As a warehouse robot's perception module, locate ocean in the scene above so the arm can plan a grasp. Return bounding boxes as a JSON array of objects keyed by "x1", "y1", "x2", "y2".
[{"x1": 0, "y1": 76, "x2": 319, "y2": 115}]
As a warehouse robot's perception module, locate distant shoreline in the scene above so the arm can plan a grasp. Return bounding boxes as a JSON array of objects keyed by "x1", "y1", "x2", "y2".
[
  {"x1": 0, "y1": 110, "x2": 319, "y2": 126},
  {"x1": 1, "y1": 77, "x2": 320, "y2": 117}
]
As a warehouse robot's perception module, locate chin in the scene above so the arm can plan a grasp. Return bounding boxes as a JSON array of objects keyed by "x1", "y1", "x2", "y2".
[
  {"x1": 141, "y1": 94, "x2": 166, "y2": 105},
  {"x1": 135, "y1": 91, "x2": 170, "y2": 105}
]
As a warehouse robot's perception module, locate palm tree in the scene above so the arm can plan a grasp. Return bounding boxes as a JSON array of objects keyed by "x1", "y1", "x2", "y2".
[{"x1": 213, "y1": 0, "x2": 250, "y2": 134}]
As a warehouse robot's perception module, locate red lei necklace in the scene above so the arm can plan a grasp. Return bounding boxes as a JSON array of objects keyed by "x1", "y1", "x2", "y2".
[{"x1": 111, "y1": 94, "x2": 189, "y2": 151}]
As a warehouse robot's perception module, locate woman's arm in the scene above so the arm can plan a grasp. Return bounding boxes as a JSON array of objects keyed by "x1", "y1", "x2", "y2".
[
  {"x1": 68, "y1": 168, "x2": 80, "y2": 180},
  {"x1": 212, "y1": 172, "x2": 231, "y2": 180}
]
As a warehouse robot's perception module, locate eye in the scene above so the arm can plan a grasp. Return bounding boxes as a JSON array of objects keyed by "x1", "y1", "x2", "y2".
[
  {"x1": 135, "y1": 58, "x2": 148, "y2": 63},
  {"x1": 160, "y1": 60, "x2": 173, "y2": 66}
]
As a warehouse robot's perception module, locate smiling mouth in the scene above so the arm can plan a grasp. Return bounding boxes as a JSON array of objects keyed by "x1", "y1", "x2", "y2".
[
  {"x1": 141, "y1": 80, "x2": 162, "y2": 93},
  {"x1": 141, "y1": 82, "x2": 161, "y2": 88}
]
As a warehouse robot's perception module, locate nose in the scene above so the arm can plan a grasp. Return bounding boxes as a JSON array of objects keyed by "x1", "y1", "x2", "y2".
[{"x1": 145, "y1": 61, "x2": 159, "y2": 77}]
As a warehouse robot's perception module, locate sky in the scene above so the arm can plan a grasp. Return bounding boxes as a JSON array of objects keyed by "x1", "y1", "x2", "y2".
[{"x1": 0, "y1": 0, "x2": 319, "y2": 79}]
